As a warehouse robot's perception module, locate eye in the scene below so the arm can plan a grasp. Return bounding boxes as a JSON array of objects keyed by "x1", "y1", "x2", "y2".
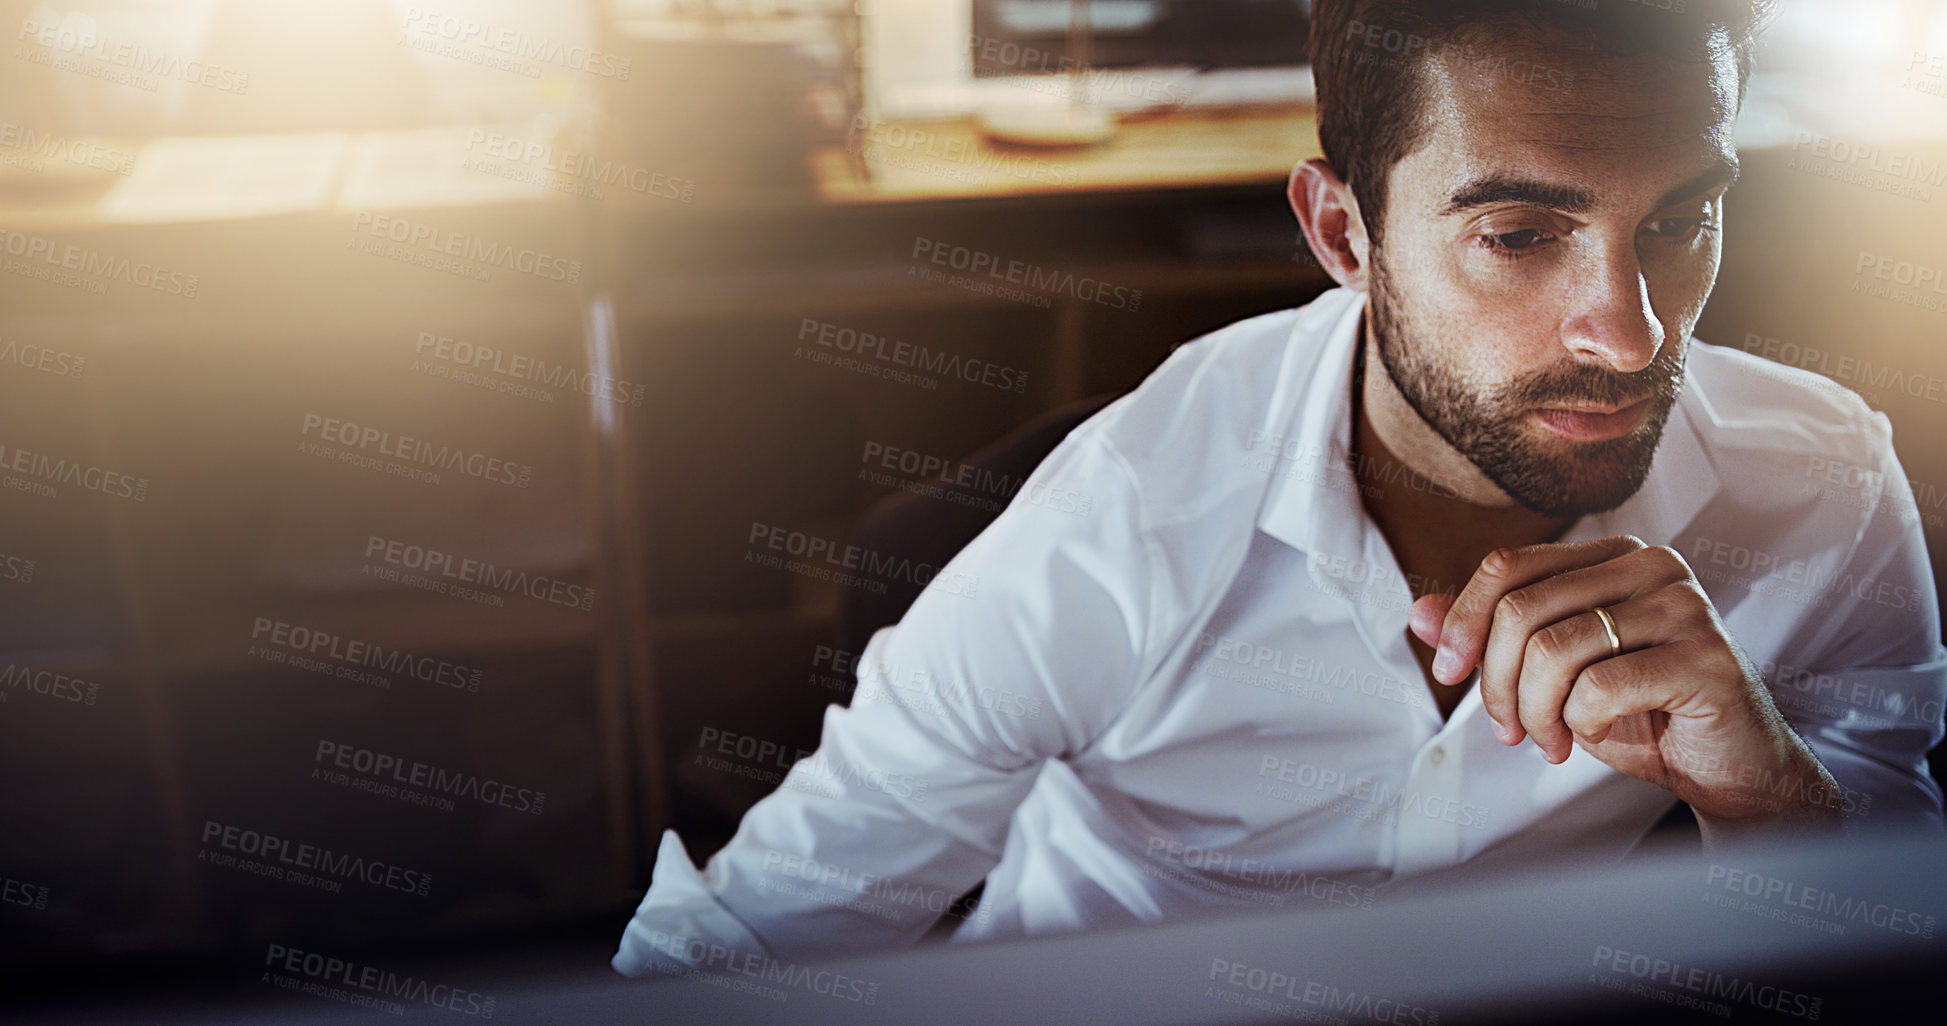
[
  {"x1": 1643, "y1": 216, "x2": 1718, "y2": 242},
  {"x1": 1476, "y1": 228, "x2": 1554, "y2": 259}
]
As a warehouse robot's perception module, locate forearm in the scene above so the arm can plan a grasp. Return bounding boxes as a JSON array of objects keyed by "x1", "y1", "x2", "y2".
[{"x1": 1691, "y1": 727, "x2": 1846, "y2": 849}]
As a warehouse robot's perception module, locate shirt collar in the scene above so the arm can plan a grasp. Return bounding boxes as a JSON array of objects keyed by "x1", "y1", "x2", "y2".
[{"x1": 1255, "y1": 287, "x2": 1723, "y2": 558}]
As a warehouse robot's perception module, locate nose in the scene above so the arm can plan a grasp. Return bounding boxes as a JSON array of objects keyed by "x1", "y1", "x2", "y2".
[{"x1": 1557, "y1": 236, "x2": 1663, "y2": 374}]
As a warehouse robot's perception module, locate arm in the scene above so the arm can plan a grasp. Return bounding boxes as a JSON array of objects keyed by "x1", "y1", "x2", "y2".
[
  {"x1": 1758, "y1": 410, "x2": 1947, "y2": 832},
  {"x1": 613, "y1": 429, "x2": 1159, "y2": 975},
  {"x1": 1409, "y1": 407, "x2": 1946, "y2": 848}
]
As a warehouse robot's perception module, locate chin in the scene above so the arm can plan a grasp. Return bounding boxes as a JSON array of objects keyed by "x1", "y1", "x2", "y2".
[{"x1": 1478, "y1": 429, "x2": 1661, "y2": 519}]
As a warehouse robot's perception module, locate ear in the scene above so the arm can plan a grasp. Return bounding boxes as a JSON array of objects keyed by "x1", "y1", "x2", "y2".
[{"x1": 1288, "y1": 157, "x2": 1372, "y2": 291}]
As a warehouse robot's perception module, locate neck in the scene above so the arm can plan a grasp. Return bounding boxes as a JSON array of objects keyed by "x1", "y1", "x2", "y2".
[{"x1": 1349, "y1": 309, "x2": 1573, "y2": 597}]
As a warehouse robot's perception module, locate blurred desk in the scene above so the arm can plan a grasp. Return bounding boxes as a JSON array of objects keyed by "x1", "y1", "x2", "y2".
[
  {"x1": 612, "y1": 102, "x2": 1332, "y2": 327},
  {"x1": 809, "y1": 103, "x2": 1320, "y2": 205}
]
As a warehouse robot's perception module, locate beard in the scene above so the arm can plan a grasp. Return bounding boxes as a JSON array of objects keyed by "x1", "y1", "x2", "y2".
[{"x1": 1367, "y1": 250, "x2": 1686, "y2": 519}]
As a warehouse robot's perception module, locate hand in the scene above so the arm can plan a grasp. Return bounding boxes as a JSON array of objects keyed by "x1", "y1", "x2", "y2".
[{"x1": 1407, "y1": 535, "x2": 1845, "y2": 841}]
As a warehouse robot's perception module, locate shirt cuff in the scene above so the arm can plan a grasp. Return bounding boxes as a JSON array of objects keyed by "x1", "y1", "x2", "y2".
[{"x1": 611, "y1": 829, "x2": 775, "y2": 978}]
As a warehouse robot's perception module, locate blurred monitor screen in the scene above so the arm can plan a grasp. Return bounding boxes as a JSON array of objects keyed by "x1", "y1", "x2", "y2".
[{"x1": 971, "y1": 0, "x2": 1312, "y2": 74}]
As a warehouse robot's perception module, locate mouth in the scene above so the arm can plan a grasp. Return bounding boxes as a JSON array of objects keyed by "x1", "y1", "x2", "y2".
[{"x1": 1531, "y1": 397, "x2": 1652, "y2": 442}]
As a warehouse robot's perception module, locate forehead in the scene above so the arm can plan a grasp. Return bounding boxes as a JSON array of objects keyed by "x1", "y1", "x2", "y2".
[{"x1": 1404, "y1": 26, "x2": 1740, "y2": 201}]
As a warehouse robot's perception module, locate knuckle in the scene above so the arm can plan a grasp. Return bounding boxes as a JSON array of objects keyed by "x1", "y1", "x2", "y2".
[
  {"x1": 1480, "y1": 547, "x2": 1524, "y2": 578},
  {"x1": 1562, "y1": 702, "x2": 1599, "y2": 739},
  {"x1": 1670, "y1": 578, "x2": 1711, "y2": 612},
  {"x1": 1661, "y1": 583, "x2": 1717, "y2": 635},
  {"x1": 1526, "y1": 622, "x2": 1571, "y2": 664},
  {"x1": 1647, "y1": 544, "x2": 1690, "y2": 575},
  {"x1": 1614, "y1": 534, "x2": 1649, "y2": 552},
  {"x1": 1578, "y1": 657, "x2": 1622, "y2": 695},
  {"x1": 1494, "y1": 589, "x2": 1538, "y2": 631}
]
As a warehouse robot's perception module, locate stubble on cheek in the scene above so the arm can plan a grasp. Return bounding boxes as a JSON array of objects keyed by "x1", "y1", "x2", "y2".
[{"x1": 1368, "y1": 251, "x2": 1684, "y2": 518}]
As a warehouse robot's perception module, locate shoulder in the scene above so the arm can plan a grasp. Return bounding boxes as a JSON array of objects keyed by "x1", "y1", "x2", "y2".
[
  {"x1": 1683, "y1": 339, "x2": 1889, "y2": 471},
  {"x1": 1069, "y1": 290, "x2": 1359, "y2": 523}
]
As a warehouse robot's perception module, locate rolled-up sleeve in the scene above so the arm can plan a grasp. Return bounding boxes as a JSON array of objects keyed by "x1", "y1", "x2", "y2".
[{"x1": 613, "y1": 427, "x2": 1160, "y2": 976}]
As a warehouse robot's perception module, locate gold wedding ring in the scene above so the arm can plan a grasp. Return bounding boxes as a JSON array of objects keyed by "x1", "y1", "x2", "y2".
[{"x1": 1592, "y1": 605, "x2": 1622, "y2": 657}]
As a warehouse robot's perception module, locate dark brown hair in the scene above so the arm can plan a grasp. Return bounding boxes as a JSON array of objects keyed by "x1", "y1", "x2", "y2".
[{"x1": 1308, "y1": 0, "x2": 1776, "y2": 244}]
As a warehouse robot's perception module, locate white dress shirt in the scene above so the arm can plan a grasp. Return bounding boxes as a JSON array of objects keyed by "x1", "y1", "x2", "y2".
[{"x1": 613, "y1": 285, "x2": 1947, "y2": 976}]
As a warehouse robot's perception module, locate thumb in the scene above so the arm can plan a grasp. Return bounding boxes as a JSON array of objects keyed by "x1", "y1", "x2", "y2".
[{"x1": 1409, "y1": 592, "x2": 1457, "y2": 649}]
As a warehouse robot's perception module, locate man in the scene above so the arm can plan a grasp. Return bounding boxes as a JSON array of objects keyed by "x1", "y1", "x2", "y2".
[{"x1": 615, "y1": 0, "x2": 1945, "y2": 976}]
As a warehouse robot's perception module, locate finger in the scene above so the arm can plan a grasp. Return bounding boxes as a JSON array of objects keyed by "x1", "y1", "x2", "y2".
[
  {"x1": 1476, "y1": 547, "x2": 1690, "y2": 745},
  {"x1": 1432, "y1": 535, "x2": 1647, "y2": 685},
  {"x1": 1409, "y1": 592, "x2": 1456, "y2": 651},
  {"x1": 1515, "y1": 590, "x2": 1688, "y2": 762},
  {"x1": 1560, "y1": 637, "x2": 1716, "y2": 748}
]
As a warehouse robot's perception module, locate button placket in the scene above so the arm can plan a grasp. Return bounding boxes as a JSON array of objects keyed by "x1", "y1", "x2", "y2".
[
  {"x1": 1323, "y1": 519, "x2": 1452, "y2": 875},
  {"x1": 1392, "y1": 733, "x2": 1465, "y2": 878}
]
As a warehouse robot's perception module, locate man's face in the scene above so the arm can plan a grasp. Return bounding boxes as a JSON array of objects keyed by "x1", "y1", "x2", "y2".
[{"x1": 1368, "y1": 26, "x2": 1740, "y2": 519}]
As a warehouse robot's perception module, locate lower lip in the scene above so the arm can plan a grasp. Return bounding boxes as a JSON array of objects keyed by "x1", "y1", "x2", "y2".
[{"x1": 1532, "y1": 400, "x2": 1650, "y2": 441}]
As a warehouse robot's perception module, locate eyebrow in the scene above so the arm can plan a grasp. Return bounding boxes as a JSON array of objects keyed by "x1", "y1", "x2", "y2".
[
  {"x1": 1438, "y1": 157, "x2": 1741, "y2": 217},
  {"x1": 1655, "y1": 158, "x2": 1740, "y2": 208}
]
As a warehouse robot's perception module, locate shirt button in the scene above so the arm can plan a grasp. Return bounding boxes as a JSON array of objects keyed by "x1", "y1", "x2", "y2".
[{"x1": 1428, "y1": 745, "x2": 1446, "y2": 766}]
